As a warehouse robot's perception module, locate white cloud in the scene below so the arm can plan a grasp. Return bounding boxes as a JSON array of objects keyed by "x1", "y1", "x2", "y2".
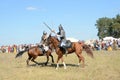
[{"x1": 26, "y1": 6, "x2": 37, "y2": 11}]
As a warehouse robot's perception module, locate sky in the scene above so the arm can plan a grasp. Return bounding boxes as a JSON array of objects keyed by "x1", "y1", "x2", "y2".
[{"x1": 0, "y1": 0, "x2": 120, "y2": 45}]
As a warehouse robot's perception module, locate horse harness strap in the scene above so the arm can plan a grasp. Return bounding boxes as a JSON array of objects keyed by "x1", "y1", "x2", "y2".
[{"x1": 65, "y1": 40, "x2": 72, "y2": 48}]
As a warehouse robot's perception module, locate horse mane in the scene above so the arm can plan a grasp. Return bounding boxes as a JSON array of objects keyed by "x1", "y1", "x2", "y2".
[
  {"x1": 50, "y1": 36, "x2": 60, "y2": 43},
  {"x1": 52, "y1": 36, "x2": 59, "y2": 41}
]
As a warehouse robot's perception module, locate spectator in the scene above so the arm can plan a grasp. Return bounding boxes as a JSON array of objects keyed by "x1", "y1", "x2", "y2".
[{"x1": 112, "y1": 39, "x2": 117, "y2": 50}]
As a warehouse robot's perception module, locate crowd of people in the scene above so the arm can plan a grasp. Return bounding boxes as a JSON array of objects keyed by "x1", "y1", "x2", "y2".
[
  {"x1": 0, "y1": 44, "x2": 36, "y2": 53},
  {"x1": 87, "y1": 38, "x2": 120, "y2": 51},
  {"x1": 1, "y1": 38, "x2": 120, "y2": 54}
]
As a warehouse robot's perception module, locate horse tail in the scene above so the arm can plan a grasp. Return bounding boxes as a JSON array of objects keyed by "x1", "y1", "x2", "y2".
[
  {"x1": 82, "y1": 44, "x2": 94, "y2": 58},
  {"x1": 15, "y1": 46, "x2": 29, "y2": 58}
]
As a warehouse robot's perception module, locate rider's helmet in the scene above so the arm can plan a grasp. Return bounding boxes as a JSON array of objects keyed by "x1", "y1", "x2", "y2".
[
  {"x1": 59, "y1": 24, "x2": 63, "y2": 31},
  {"x1": 43, "y1": 31, "x2": 47, "y2": 35}
]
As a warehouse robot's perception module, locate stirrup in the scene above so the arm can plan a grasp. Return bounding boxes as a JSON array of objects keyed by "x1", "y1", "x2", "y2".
[
  {"x1": 65, "y1": 53, "x2": 67, "y2": 57},
  {"x1": 65, "y1": 50, "x2": 68, "y2": 57},
  {"x1": 66, "y1": 50, "x2": 68, "y2": 53},
  {"x1": 42, "y1": 50, "x2": 45, "y2": 54}
]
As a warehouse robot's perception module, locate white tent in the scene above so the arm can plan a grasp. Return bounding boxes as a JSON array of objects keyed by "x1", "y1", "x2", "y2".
[
  {"x1": 103, "y1": 36, "x2": 117, "y2": 41},
  {"x1": 66, "y1": 37, "x2": 79, "y2": 42}
]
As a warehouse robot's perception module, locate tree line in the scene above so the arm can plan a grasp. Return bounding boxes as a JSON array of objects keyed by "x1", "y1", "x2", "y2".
[{"x1": 95, "y1": 14, "x2": 120, "y2": 39}]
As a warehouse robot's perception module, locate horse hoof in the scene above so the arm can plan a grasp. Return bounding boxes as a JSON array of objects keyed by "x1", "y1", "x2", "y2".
[
  {"x1": 44, "y1": 63, "x2": 48, "y2": 66},
  {"x1": 64, "y1": 67, "x2": 67, "y2": 69},
  {"x1": 78, "y1": 63, "x2": 80, "y2": 66},
  {"x1": 81, "y1": 65, "x2": 85, "y2": 68}
]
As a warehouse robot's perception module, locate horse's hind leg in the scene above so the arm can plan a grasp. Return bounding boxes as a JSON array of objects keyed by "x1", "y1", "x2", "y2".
[
  {"x1": 78, "y1": 54, "x2": 85, "y2": 67},
  {"x1": 77, "y1": 54, "x2": 81, "y2": 66}
]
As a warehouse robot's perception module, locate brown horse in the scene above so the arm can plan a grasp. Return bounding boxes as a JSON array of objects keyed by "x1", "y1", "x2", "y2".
[
  {"x1": 15, "y1": 45, "x2": 54, "y2": 66},
  {"x1": 47, "y1": 35, "x2": 94, "y2": 69}
]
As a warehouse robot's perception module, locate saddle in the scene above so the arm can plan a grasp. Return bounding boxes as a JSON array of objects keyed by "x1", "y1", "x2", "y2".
[
  {"x1": 59, "y1": 40, "x2": 72, "y2": 52},
  {"x1": 59, "y1": 40, "x2": 72, "y2": 48},
  {"x1": 65, "y1": 40, "x2": 72, "y2": 48},
  {"x1": 38, "y1": 45, "x2": 46, "y2": 55},
  {"x1": 59, "y1": 40, "x2": 72, "y2": 56}
]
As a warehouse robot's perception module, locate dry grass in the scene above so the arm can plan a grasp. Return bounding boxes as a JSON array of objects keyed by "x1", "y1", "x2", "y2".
[{"x1": 0, "y1": 50, "x2": 120, "y2": 80}]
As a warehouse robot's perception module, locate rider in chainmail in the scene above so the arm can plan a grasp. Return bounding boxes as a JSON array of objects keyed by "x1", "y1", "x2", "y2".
[
  {"x1": 52, "y1": 24, "x2": 68, "y2": 55},
  {"x1": 57, "y1": 24, "x2": 66, "y2": 47},
  {"x1": 40, "y1": 31, "x2": 49, "y2": 54}
]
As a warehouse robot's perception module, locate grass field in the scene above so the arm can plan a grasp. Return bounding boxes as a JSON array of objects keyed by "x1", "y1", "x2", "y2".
[{"x1": 0, "y1": 50, "x2": 120, "y2": 80}]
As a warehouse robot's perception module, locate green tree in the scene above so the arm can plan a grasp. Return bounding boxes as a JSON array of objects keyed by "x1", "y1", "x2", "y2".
[
  {"x1": 112, "y1": 14, "x2": 120, "y2": 38},
  {"x1": 95, "y1": 17, "x2": 113, "y2": 39},
  {"x1": 95, "y1": 14, "x2": 120, "y2": 39},
  {"x1": 112, "y1": 23, "x2": 120, "y2": 38}
]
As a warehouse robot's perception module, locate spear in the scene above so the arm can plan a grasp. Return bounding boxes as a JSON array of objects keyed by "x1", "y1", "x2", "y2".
[
  {"x1": 43, "y1": 22, "x2": 57, "y2": 34},
  {"x1": 43, "y1": 22, "x2": 53, "y2": 31}
]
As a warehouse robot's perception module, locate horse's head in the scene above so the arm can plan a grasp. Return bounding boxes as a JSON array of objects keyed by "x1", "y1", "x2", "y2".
[
  {"x1": 47, "y1": 35, "x2": 59, "y2": 48},
  {"x1": 47, "y1": 34, "x2": 52, "y2": 45}
]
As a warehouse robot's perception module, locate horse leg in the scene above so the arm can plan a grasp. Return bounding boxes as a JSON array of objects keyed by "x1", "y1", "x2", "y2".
[
  {"x1": 76, "y1": 54, "x2": 81, "y2": 66},
  {"x1": 45, "y1": 55, "x2": 49, "y2": 66},
  {"x1": 31, "y1": 56, "x2": 39, "y2": 65},
  {"x1": 45, "y1": 51, "x2": 51, "y2": 65},
  {"x1": 56, "y1": 55, "x2": 66, "y2": 69},
  {"x1": 56, "y1": 56, "x2": 61, "y2": 70},
  {"x1": 78, "y1": 54, "x2": 85, "y2": 67},
  {"x1": 50, "y1": 54, "x2": 54, "y2": 63},
  {"x1": 75, "y1": 51, "x2": 81, "y2": 66},
  {"x1": 61, "y1": 57, "x2": 66, "y2": 69},
  {"x1": 26, "y1": 56, "x2": 32, "y2": 66}
]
